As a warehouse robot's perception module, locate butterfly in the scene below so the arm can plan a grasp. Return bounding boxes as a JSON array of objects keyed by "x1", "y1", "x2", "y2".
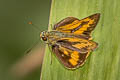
[{"x1": 40, "y1": 13, "x2": 100, "y2": 69}]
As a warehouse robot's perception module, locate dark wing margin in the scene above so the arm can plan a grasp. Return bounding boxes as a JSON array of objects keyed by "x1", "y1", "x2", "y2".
[{"x1": 53, "y1": 17, "x2": 79, "y2": 30}]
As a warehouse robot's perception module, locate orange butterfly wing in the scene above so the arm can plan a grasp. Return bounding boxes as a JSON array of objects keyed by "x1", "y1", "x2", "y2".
[
  {"x1": 52, "y1": 45, "x2": 89, "y2": 69},
  {"x1": 52, "y1": 37, "x2": 98, "y2": 69},
  {"x1": 53, "y1": 13, "x2": 100, "y2": 37}
]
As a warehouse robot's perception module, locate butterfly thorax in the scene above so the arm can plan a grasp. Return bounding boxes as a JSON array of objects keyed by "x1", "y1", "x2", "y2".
[
  {"x1": 40, "y1": 31, "x2": 68, "y2": 43},
  {"x1": 40, "y1": 30, "x2": 90, "y2": 45}
]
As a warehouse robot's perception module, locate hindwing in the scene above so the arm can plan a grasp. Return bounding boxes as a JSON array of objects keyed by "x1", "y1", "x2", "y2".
[{"x1": 51, "y1": 37, "x2": 98, "y2": 69}]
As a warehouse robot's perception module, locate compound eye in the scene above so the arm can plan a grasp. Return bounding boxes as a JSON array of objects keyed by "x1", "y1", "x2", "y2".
[{"x1": 42, "y1": 37, "x2": 47, "y2": 41}]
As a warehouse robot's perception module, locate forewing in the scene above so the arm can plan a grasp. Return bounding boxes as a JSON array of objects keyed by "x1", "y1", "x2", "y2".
[
  {"x1": 53, "y1": 13, "x2": 100, "y2": 36},
  {"x1": 51, "y1": 38, "x2": 97, "y2": 69}
]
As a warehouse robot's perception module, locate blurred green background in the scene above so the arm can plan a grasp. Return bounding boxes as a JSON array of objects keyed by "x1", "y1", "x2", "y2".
[{"x1": 0, "y1": 0, "x2": 51, "y2": 80}]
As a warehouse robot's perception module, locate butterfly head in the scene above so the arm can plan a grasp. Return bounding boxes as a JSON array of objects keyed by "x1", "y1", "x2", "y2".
[{"x1": 40, "y1": 31, "x2": 48, "y2": 41}]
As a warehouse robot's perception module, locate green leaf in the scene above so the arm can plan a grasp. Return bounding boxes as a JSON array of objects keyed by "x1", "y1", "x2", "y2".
[{"x1": 41, "y1": 0, "x2": 120, "y2": 80}]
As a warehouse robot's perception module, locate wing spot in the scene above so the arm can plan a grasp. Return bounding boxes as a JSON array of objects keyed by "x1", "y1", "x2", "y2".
[
  {"x1": 59, "y1": 47, "x2": 69, "y2": 56},
  {"x1": 62, "y1": 54, "x2": 64, "y2": 57},
  {"x1": 70, "y1": 51, "x2": 79, "y2": 62},
  {"x1": 64, "y1": 50, "x2": 69, "y2": 55},
  {"x1": 80, "y1": 60, "x2": 83, "y2": 63},
  {"x1": 69, "y1": 59, "x2": 78, "y2": 66}
]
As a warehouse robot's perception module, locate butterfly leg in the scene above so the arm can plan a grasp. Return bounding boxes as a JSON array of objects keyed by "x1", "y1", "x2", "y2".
[{"x1": 48, "y1": 44, "x2": 53, "y2": 65}]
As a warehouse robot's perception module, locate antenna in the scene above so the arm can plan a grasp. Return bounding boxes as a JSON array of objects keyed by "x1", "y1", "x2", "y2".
[
  {"x1": 24, "y1": 17, "x2": 41, "y2": 31},
  {"x1": 28, "y1": 21, "x2": 41, "y2": 31}
]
